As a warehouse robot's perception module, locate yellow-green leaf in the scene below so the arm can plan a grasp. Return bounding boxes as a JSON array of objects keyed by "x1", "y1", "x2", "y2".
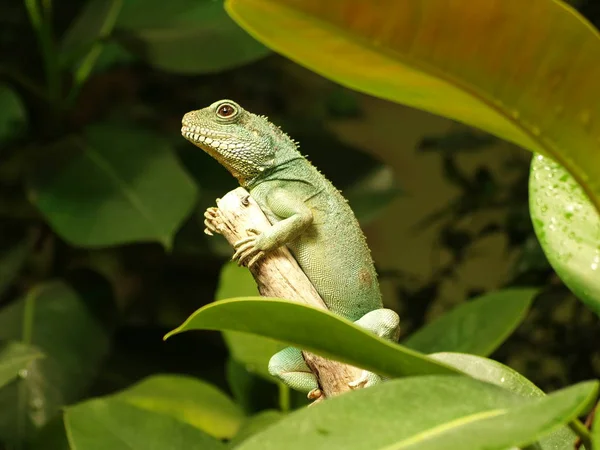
[
  {"x1": 112, "y1": 374, "x2": 244, "y2": 439},
  {"x1": 226, "y1": 0, "x2": 600, "y2": 211}
]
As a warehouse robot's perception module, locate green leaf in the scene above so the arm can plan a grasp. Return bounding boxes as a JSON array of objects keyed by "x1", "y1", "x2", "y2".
[
  {"x1": 112, "y1": 374, "x2": 244, "y2": 439},
  {"x1": 0, "y1": 84, "x2": 27, "y2": 142},
  {"x1": 217, "y1": 262, "x2": 285, "y2": 380},
  {"x1": 0, "y1": 234, "x2": 35, "y2": 299},
  {"x1": 65, "y1": 398, "x2": 226, "y2": 450},
  {"x1": 402, "y1": 288, "x2": 536, "y2": 356},
  {"x1": 228, "y1": 410, "x2": 282, "y2": 448},
  {"x1": 430, "y1": 352, "x2": 577, "y2": 449},
  {"x1": 234, "y1": 376, "x2": 598, "y2": 450},
  {"x1": 115, "y1": 0, "x2": 270, "y2": 74},
  {"x1": 27, "y1": 123, "x2": 198, "y2": 249},
  {"x1": 0, "y1": 281, "x2": 112, "y2": 446},
  {"x1": 0, "y1": 342, "x2": 42, "y2": 389},
  {"x1": 225, "y1": 0, "x2": 600, "y2": 213},
  {"x1": 165, "y1": 298, "x2": 460, "y2": 378},
  {"x1": 529, "y1": 154, "x2": 600, "y2": 316},
  {"x1": 60, "y1": 0, "x2": 123, "y2": 67}
]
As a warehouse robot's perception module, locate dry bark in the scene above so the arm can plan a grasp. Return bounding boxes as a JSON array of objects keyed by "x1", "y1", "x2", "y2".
[{"x1": 211, "y1": 187, "x2": 364, "y2": 400}]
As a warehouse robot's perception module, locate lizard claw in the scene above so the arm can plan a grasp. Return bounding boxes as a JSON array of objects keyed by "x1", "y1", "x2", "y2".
[
  {"x1": 348, "y1": 370, "x2": 379, "y2": 390},
  {"x1": 203, "y1": 207, "x2": 222, "y2": 236},
  {"x1": 307, "y1": 388, "x2": 324, "y2": 406},
  {"x1": 232, "y1": 229, "x2": 266, "y2": 268}
]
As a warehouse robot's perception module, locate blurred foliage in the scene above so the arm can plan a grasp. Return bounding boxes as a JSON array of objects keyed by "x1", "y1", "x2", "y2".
[{"x1": 0, "y1": 0, "x2": 599, "y2": 449}]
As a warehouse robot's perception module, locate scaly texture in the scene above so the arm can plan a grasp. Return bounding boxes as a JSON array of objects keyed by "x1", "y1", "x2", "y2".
[{"x1": 182, "y1": 99, "x2": 400, "y2": 397}]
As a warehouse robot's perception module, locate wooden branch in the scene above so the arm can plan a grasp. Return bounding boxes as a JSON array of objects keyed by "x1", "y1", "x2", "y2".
[{"x1": 213, "y1": 187, "x2": 363, "y2": 400}]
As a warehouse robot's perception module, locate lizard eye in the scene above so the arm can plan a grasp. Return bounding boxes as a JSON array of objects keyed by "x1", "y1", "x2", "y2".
[{"x1": 216, "y1": 103, "x2": 237, "y2": 119}]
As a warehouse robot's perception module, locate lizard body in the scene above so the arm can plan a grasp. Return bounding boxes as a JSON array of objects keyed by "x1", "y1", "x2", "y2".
[{"x1": 182, "y1": 99, "x2": 400, "y2": 396}]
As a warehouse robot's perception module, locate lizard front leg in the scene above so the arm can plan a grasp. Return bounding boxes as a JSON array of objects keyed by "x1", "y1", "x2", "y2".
[{"x1": 232, "y1": 189, "x2": 313, "y2": 268}]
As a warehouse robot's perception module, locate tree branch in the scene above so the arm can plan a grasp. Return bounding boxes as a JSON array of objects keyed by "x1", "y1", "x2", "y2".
[{"x1": 213, "y1": 187, "x2": 364, "y2": 400}]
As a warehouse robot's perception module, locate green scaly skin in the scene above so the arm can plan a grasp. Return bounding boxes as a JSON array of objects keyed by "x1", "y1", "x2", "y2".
[{"x1": 182, "y1": 99, "x2": 400, "y2": 398}]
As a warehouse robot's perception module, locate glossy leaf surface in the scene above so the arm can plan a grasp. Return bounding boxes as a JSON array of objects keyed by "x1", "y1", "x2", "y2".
[
  {"x1": 430, "y1": 352, "x2": 577, "y2": 449},
  {"x1": 530, "y1": 153, "x2": 600, "y2": 315},
  {"x1": 235, "y1": 376, "x2": 597, "y2": 450},
  {"x1": 403, "y1": 288, "x2": 536, "y2": 356},
  {"x1": 226, "y1": 0, "x2": 600, "y2": 212},
  {"x1": 166, "y1": 298, "x2": 460, "y2": 378}
]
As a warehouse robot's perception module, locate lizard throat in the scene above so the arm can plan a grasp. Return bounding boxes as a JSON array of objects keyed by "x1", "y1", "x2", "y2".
[{"x1": 181, "y1": 124, "x2": 270, "y2": 185}]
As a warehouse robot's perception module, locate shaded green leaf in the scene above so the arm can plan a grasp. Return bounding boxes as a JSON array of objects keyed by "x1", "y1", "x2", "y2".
[
  {"x1": 116, "y1": 0, "x2": 269, "y2": 74},
  {"x1": 60, "y1": 0, "x2": 123, "y2": 67},
  {"x1": 28, "y1": 123, "x2": 198, "y2": 249},
  {"x1": 529, "y1": 154, "x2": 600, "y2": 316},
  {"x1": 226, "y1": 0, "x2": 600, "y2": 214},
  {"x1": 0, "y1": 342, "x2": 42, "y2": 389},
  {"x1": 403, "y1": 288, "x2": 536, "y2": 356},
  {"x1": 228, "y1": 410, "x2": 282, "y2": 448},
  {"x1": 226, "y1": 358, "x2": 280, "y2": 414},
  {"x1": 113, "y1": 374, "x2": 244, "y2": 439},
  {"x1": 430, "y1": 352, "x2": 577, "y2": 449},
  {"x1": 0, "y1": 233, "x2": 35, "y2": 299},
  {"x1": 29, "y1": 413, "x2": 70, "y2": 450},
  {"x1": 65, "y1": 398, "x2": 225, "y2": 450},
  {"x1": 235, "y1": 376, "x2": 597, "y2": 450},
  {"x1": 165, "y1": 298, "x2": 460, "y2": 379},
  {"x1": 0, "y1": 84, "x2": 27, "y2": 142},
  {"x1": 0, "y1": 281, "x2": 112, "y2": 445},
  {"x1": 217, "y1": 262, "x2": 285, "y2": 380}
]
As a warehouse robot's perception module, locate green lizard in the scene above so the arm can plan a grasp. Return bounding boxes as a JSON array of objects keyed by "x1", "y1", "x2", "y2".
[{"x1": 181, "y1": 99, "x2": 400, "y2": 398}]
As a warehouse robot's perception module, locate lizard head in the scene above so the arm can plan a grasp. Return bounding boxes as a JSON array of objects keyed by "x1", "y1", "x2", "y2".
[{"x1": 182, "y1": 99, "x2": 295, "y2": 186}]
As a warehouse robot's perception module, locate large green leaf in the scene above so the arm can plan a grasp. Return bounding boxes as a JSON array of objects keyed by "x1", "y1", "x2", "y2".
[
  {"x1": 234, "y1": 376, "x2": 597, "y2": 450},
  {"x1": 112, "y1": 374, "x2": 244, "y2": 439},
  {"x1": 0, "y1": 342, "x2": 42, "y2": 390},
  {"x1": 64, "y1": 398, "x2": 225, "y2": 450},
  {"x1": 0, "y1": 84, "x2": 27, "y2": 142},
  {"x1": 0, "y1": 281, "x2": 112, "y2": 446},
  {"x1": 115, "y1": 0, "x2": 270, "y2": 74},
  {"x1": 530, "y1": 154, "x2": 600, "y2": 315},
  {"x1": 165, "y1": 298, "x2": 460, "y2": 378},
  {"x1": 27, "y1": 123, "x2": 198, "y2": 249},
  {"x1": 225, "y1": 0, "x2": 600, "y2": 213},
  {"x1": 217, "y1": 262, "x2": 285, "y2": 380},
  {"x1": 402, "y1": 288, "x2": 536, "y2": 356},
  {"x1": 430, "y1": 352, "x2": 577, "y2": 449},
  {"x1": 228, "y1": 410, "x2": 282, "y2": 448}
]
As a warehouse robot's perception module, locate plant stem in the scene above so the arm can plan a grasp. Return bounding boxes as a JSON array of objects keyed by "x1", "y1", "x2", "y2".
[
  {"x1": 15, "y1": 286, "x2": 39, "y2": 450},
  {"x1": 278, "y1": 382, "x2": 291, "y2": 413},
  {"x1": 571, "y1": 418, "x2": 593, "y2": 450},
  {"x1": 66, "y1": 0, "x2": 123, "y2": 105},
  {"x1": 24, "y1": 0, "x2": 60, "y2": 103}
]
